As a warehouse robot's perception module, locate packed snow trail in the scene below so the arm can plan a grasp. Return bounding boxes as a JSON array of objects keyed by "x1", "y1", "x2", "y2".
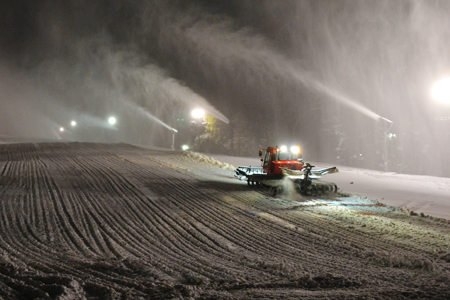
[{"x1": 0, "y1": 142, "x2": 449, "y2": 299}]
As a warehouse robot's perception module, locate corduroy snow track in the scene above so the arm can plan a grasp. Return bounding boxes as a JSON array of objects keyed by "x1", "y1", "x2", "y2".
[{"x1": 0, "y1": 142, "x2": 450, "y2": 299}]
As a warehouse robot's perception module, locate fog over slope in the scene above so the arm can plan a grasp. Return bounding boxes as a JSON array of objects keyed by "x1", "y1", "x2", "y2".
[{"x1": 1, "y1": 0, "x2": 450, "y2": 176}]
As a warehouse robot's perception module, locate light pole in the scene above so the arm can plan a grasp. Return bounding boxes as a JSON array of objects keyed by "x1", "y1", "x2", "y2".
[
  {"x1": 190, "y1": 108, "x2": 206, "y2": 149},
  {"x1": 107, "y1": 116, "x2": 118, "y2": 143},
  {"x1": 379, "y1": 116, "x2": 393, "y2": 172},
  {"x1": 430, "y1": 78, "x2": 450, "y2": 175},
  {"x1": 171, "y1": 128, "x2": 178, "y2": 150}
]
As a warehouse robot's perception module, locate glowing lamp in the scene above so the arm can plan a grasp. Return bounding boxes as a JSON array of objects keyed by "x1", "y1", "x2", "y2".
[
  {"x1": 182, "y1": 145, "x2": 189, "y2": 151},
  {"x1": 191, "y1": 109, "x2": 205, "y2": 119},
  {"x1": 71, "y1": 121, "x2": 77, "y2": 127},
  {"x1": 431, "y1": 77, "x2": 450, "y2": 103},
  {"x1": 280, "y1": 145, "x2": 288, "y2": 152},
  {"x1": 108, "y1": 117, "x2": 117, "y2": 125},
  {"x1": 290, "y1": 146, "x2": 301, "y2": 154}
]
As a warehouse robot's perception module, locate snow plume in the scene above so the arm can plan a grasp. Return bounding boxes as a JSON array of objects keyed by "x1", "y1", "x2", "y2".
[
  {"x1": 13, "y1": 33, "x2": 228, "y2": 144},
  {"x1": 3, "y1": 0, "x2": 450, "y2": 174},
  {"x1": 280, "y1": 177, "x2": 304, "y2": 202},
  {"x1": 108, "y1": 54, "x2": 229, "y2": 125},
  {"x1": 224, "y1": 0, "x2": 450, "y2": 175},
  {"x1": 137, "y1": 1, "x2": 382, "y2": 138},
  {"x1": 0, "y1": 0, "x2": 381, "y2": 145},
  {"x1": 0, "y1": 63, "x2": 76, "y2": 139},
  {"x1": 137, "y1": 1, "x2": 293, "y2": 112},
  {"x1": 0, "y1": 1, "x2": 230, "y2": 145}
]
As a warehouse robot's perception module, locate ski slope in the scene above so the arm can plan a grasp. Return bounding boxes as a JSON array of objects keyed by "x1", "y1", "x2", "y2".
[{"x1": 0, "y1": 142, "x2": 449, "y2": 299}]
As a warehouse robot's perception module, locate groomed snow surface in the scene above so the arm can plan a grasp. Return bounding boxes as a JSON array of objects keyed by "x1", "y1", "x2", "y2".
[{"x1": 0, "y1": 142, "x2": 450, "y2": 299}]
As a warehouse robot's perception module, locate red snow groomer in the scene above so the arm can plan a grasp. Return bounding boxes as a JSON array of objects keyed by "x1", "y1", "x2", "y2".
[{"x1": 235, "y1": 146, "x2": 339, "y2": 196}]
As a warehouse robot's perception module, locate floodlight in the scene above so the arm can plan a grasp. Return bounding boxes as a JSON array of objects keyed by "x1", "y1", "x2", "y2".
[
  {"x1": 191, "y1": 109, "x2": 205, "y2": 119},
  {"x1": 108, "y1": 116, "x2": 117, "y2": 125},
  {"x1": 432, "y1": 77, "x2": 450, "y2": 103},
  {"x1": 290, "y1": 146, "x2": 301, "y2": 154}
]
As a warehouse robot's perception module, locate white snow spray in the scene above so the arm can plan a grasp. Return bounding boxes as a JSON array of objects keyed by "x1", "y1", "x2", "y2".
[
  {"x1": 106, "y1": 47, "x2": 229, "y2": 126},
  {"x1": 151, "y1": 2, "x2": 382, "y2": 124},
  {"x1": 161, "y1": 77, "x2": 230, "y2": 124},
  {"x1": 20, "y1": 32, "x2": 230, "y2": 144},
  {"x1": 293, "y1": 70, "x2": 382, "y2": 121},
  {"x1": 280, "y1": 177, "x2": 304, "y2": 202},
  {"x1": 119, "y1": 99, "x2": 177, "y2": 132},
  {"x1": 139, "y1": 108, "x2": 176, "y2": 132}
]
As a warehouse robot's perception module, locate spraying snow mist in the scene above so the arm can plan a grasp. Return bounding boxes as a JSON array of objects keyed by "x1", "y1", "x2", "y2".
[{"x1": 1, "y1": 0, "x2": 450, "y2": 176}]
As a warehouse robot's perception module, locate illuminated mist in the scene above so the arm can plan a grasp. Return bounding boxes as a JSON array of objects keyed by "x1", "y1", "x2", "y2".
[{"x1": 1, "y1": 0, "x2": 450, "y2": 176}]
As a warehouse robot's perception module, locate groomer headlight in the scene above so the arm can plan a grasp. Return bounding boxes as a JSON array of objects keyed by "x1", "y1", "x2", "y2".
[{"x1": 290, "y1": 146, "x2": 301, "y2": 154}]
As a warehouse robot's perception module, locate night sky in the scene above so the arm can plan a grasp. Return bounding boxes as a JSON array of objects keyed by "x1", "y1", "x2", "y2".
[{"x1": 1, "y1": 0, "x2": 450, "y2": 176}]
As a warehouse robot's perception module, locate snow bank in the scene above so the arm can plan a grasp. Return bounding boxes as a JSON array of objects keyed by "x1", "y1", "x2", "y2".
[{"x1": 184, "y1": 151, "x2": 236, "y2": 170}]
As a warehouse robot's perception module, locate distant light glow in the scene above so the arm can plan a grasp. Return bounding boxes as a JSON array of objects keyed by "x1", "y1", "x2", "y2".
[
  {"x1": 431, "y1": 77, "x2": 450, "y2": 103},
  {"x1": 191, "y1": 109, "x2": 205, "y2": 119},
  {"x1": 59, "y1": 127, "x2": 64, "y2": 132},
  {"x1": 182, "y1": 145, "x2": 189, "y2": 151},
  {"x1": 108, "y1": 117, "x2": 117, "y2": 125},
  {"x1": 290, "y1": 146, "x2": 300, "y2": 154},
  {"x1": 71, "y1": 121, "x2": 77, "y2": 127},
  {"x1": 280, "y1": 145, "x2": 288, "y2": 152}
]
